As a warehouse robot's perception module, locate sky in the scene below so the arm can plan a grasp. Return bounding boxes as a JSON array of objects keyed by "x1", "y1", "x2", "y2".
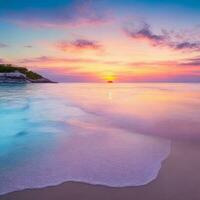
[{"x1": 0, "y1": 0, "x2": 200, "y2": 82}]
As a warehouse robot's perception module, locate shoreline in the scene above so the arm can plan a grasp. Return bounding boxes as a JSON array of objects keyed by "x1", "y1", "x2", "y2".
[{"x1": 1, "y1": 140, "x2": 200, "y2": 200}]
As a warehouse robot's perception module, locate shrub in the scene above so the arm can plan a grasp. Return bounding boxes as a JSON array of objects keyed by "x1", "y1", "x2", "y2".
[
  {"x1": 0, "y1": 64, "x2": 42, "y2": 80},
  {"x1": 25, "y1": 71, "x2": 42, "y2": 80}
]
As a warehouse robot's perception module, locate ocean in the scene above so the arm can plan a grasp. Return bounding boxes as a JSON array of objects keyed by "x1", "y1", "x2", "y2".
[{"x1": 0, "y1": 83, "x2": 200, "y2": 194}]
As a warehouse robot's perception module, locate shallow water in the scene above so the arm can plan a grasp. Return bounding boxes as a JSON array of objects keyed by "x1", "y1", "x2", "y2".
[{"x1": 0, "y1": 83, "x2": 200, "y2": 194}]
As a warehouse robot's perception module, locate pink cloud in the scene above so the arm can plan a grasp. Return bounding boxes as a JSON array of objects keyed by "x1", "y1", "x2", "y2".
[
  {"x1": 34, "y1": 67, "x2": 101, "y2": 82},
  {"x1": 0, "y1": 58, "x2": 5, "y2": 63},
  {"x1": 11, "y1": 54, "x2": 200, "y2": 82},
  {"x1": 19, "y1": 56, "x2": 97, "y2": 65},
  {"x1": 55, "y1": 39, "x2": 102, "y2": 52}
]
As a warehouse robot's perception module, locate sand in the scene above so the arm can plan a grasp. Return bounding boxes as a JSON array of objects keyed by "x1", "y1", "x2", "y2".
[{"x1": 1, "y1": 140, "x2": 200, "y2": 200}]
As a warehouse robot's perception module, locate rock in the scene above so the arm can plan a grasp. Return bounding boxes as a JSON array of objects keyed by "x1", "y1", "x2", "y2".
[
  {"x1": 0, "y1": 64, "x2": 55, "y2": 83},
  {"x1": 0, "y1": 72, "x2": 30, "y2": 83}
]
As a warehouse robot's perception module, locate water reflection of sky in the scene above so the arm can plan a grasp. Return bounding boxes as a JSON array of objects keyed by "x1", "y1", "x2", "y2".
[{"x1": 0, "y1": 83, "x2": 199, "y2": 194}]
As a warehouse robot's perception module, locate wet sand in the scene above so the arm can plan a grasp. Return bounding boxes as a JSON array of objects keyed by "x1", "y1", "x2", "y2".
[{"x1": 1, "y1": 140, "x2": 200, "y2": 200}]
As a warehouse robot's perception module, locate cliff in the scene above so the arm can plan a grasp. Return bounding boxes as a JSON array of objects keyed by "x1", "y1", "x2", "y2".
[{"x1": 0, "y1": 64, "x2": 54, "y2": 83}]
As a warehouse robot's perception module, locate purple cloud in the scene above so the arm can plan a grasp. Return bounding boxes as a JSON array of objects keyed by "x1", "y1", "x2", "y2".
[
  {"x1": 125, "y1": 23, "x2": 200, "y2": 51},
  {"x1": 24, "y1": 45, "x2": 33, "y2": 48},
  {"x1": 72, "y1": 39, "x2": 101, "y2": 49},
  {"x1": 0, "y1": 43, "x2": 8, "y2": 48},
  {"x1": 125, "y1": 23, "x2": 165, "y2": 46},
  {"x1": 173, "y1": 42, "x2": 200, "y2": 50},
  {"x1": 56, "y1": 39, "x2": 101, "y2": 52}
]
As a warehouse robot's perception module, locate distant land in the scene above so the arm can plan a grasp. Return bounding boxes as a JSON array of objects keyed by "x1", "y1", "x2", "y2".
[{"x1": 0, "y1": 64, "x2": 54, "y2": 83}]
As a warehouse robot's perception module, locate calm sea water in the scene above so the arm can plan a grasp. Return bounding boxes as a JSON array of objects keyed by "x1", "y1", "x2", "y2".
[{"x1": 0, "y1": 83, "x2": 200, "y2": 194}]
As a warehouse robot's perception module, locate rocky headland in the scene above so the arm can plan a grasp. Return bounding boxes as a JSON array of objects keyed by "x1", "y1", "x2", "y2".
[{"x1": 0, "y1": 64, "x2": 54, "y2": 83}]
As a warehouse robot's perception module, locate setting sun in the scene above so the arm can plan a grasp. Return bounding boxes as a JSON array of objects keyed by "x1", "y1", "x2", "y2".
[{"x1": 103, "y1": 72, "x2": 116, "y2": 83}]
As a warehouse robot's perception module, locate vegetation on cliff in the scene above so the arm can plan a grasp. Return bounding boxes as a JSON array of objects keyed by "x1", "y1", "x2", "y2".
[{"x1": 0, "y1": 64, "x2": 43, "y2": 80}]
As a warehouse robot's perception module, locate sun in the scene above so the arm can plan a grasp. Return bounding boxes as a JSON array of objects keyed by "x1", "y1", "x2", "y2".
[{"x1": 103, "y1": 72, "x2": 116, "y2": 83}]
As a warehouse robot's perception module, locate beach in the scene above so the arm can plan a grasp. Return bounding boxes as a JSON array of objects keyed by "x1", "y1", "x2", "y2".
[
  {"x1": 1, "y1": 139, "x2": 200, "y2": 200},
  {"x1": 0, "y1": 83, "x2": 200, "y2": 200}
]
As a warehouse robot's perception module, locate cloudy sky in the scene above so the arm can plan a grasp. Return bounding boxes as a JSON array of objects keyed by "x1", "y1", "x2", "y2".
[{"x1": 1, "y1": 0, "x2": 200, "y2": 82}]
